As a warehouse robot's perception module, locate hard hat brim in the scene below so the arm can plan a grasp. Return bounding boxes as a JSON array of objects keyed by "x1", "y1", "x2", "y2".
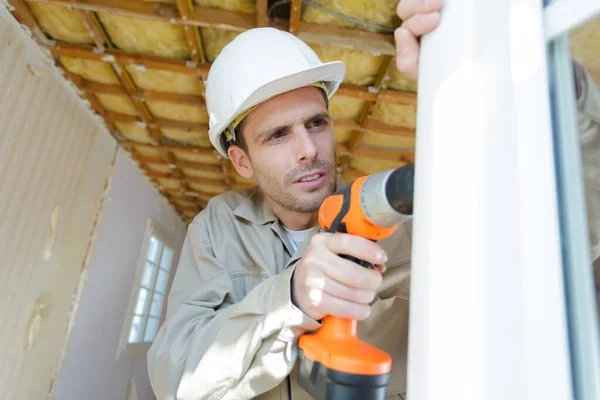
[{"x1": 210, "y1": 60, "x2": 346, "y2": 158}]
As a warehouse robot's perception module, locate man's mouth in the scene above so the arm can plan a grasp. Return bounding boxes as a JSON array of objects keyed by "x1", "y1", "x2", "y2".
[{"x1": 294, "y1": 171, "x2": 327, "y2": 186}]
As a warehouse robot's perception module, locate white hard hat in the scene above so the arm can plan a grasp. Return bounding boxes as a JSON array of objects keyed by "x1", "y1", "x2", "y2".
[{"x1": 205, "y1": 27, "x2": 346, "y2": 158}]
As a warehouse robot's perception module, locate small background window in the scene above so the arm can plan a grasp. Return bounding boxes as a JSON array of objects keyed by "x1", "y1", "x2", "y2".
[{"x1": 118, "y1": 218, "x2": 175, "y2": 357}]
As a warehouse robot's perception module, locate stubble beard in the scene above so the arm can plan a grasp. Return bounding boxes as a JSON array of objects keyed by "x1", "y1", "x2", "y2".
[{"x1": 254, "y1": 159, "x2": 337, "y2": 213}]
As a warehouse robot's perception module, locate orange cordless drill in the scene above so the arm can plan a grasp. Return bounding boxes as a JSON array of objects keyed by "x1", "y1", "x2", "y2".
[{"x1": 298, "y1": 165, "x2": 414, "y2": 400}]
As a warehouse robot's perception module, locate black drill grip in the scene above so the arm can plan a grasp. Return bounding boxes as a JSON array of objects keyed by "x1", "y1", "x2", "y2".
[{"x1": 340, "y1": 254, "x2": 373, "y2": 269}]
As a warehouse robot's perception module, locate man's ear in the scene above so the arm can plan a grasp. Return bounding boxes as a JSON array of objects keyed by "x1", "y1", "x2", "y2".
[{"x1": 228, "y1": 145, "x2": 254, "y2": 179}]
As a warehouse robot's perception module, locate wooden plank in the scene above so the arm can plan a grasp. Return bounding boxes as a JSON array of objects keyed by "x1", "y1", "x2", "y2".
[
  {"x1": 175, "y1": 0, "x2": 205, "y2": 64},
  {"x1": 365, "y1": 120, "x2": 415, "y2": 138},
  {"x1": 335, "y1": 84, "x2": 378, "y2": 101},
  {"x1": 49, "y1": 43, "x2": 412, "y2": 105},
  {"x1": 187, "y1": 7, "x2": 255, "y2": 31},
  {"x1": 105, "y1": 110, "x2": 140, "y2": 124},
  {"x1": 354, "y1": 144, "x2": 415, "y2": 163},
  {"x1": 151, "y1": 118, "x2": 208, "y2": 133},
  {"x1": 48, "y1": 42, "x2": 209, "y2": 76},
  {"x1": 145, "y1": 169, "x2": 226, "y2": 187},
  {"x1": 131, "y1": 140, "x2": 216, "y2": 156},
  {"x1": 378, "y1": 90, "x2": 418, "y2": 106},
  {"x1": 298, "y1": 22, "x2": 396, "y2": 56},
  {"x1": 77, "y1": 10, "x2": 106, "y2": 47},
  {"x1": 176, "y1": 160, "x2": 222, "y2": 173},
  {"x1": 289, "y1": 0, "x2": 302, "y2": 35},
  {"x1": 256, "y1": 0, "x2": 269, "y2": 27},
  {"x1": 7, "y1": 0, "x2": 38, "y2": 31},
  {"x1": 141, "y1": 90, "x2": 204, "y2": 106},
  {"x1": 332, "y1": 118, "x2": 361, "y2": 130},
  {"x1": 74, "y1": 78, "x2": 204, "y2": 105}
]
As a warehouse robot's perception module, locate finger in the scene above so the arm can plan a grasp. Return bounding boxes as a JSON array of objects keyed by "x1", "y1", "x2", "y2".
[
  {"x1": 308, "y1": 274, "x2": 376, "y2": 304},
  {"x1": 401, "y1": 12, "x2": 441, "y2": 37},
  {"x1": 319, "y1": 292, "x2": 372, "y2": 321},
  {"x1": 395, "y1": 27, "x2": 420, "y2": 80},
  {"x1": 324, "y1": 233, "x2": 388, "y2": 266},
  {"x1": 318, "y1": 252, "x2": 383, "y2": 290},
  {"x1": 374, "y1": 264, "x2": 387, "y2": 274},
  {"x1": 397, "y1": 0, "x2": 444, "y2": 21}
]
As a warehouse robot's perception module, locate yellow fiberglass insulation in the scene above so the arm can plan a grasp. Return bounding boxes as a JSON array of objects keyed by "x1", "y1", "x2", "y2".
[
  {"x1": 334, "y1": 128, "x2": 353, "y2": 144},
  {"x1": 329, "y1": 96, "x2": 365, "y2": 120},
  {"x1": 350, "y1": 155, "x2": 407, "y2": 175},
  {"x1": 360, "y1": 132, "x2": 415, "y2": 149},
  {"x1": 161, "y1": 127, "x2": 211, "y2": 146},
  {"x1": 189, "y1": 182, "x2": 227, "y2": 194},
  {"x1": 372, "y1": 101, "x2": 416, "y2": 129},
  {"x1": 115, "y1": 122, "x2": 154, "y2": 144},
  {"x1": 133, "y1": 145, "x2": 162, "y2": 158},
  {"x1": 302, "y1": 0, "x2": 400, "y2": 32},
  {"x1": 97, "y1": 13, "x2": 189, "y2": 59},
  {"x1": 195, "y1": 0, "x2": 255, "y2": 13},
  {"x1": 156, "y1": 178, "x2": 180, "y2": 189},
  {"x1": 60, "y1": 56, "x2": 119, "y2": 85},
  {"x1": 125, "y1": 66, "x2": 204, "y2": 95},
  {"x1": 146, "y1": 164, "x2": 173, "y2": 174},
  {"x1": 182, "y1": 168, "x2": 224, "y2": 180},
  {"x1": 95, "y1": 93, "x2": 138, "y2": 116},
  {"x1": 173, "y1": 150, "x2": 220, "y2": 164},
  {"x1": 26, "y1": 2, "x2": 93, "y2": 44},
  {"x1": 200, "y1": 28, "x2": 240, "y2": 62},
  {"x1": 310, "y1": 43, "x2": 384, "y2": 86},
  {"x1": 388, "y1": 68, "x2": 418, "y2": 92},
  {"x1": 146, "y1": 100, "x2": 209, "y2": 124}
]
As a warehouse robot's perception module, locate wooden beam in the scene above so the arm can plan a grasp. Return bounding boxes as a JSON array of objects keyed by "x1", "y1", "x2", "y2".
[
  {"x1": 256, "y1": 0, "x2": 269, "y2": 27},
  {"x1": 347, "y1": 56, "x2": 399, "y2": 151},
  {"x1": 289, "y1": 0, "x2": 302, "y2": 35},
  {"x1": 335, "y1": 84, "x2": 378, "y2": 101},
  {"x1": 130, "y1": 140, "x2": 217, "y2": 156},
  {"x1": 28, "y1": 0, "x2": 396, "y2": 56},
  {"x1": 145, "y1": 170, "x2": 226, "y2": 187},
  {"x1": 7, "y1": 0, "x2": 39, "y2": 32},
  {"x1": 151, "y1": 118, "x2": 208, "y2": 133},
  {"x1": 77, "y1": 10, "x2": 106, "y2": 48},
  {"x1": 175, "y1": 0, "x2": 206, "y2": 64},
  {"x1": 49, "y1": 43, "x2": 415, "y2": 106},
  {"x1": 74, "y1": 77, "x2": 205, "y2": 106},
  {"x1": 298, "y1": 22, "x2": 396, "y2": 56},
  {"x1": 378, "y1": 90, "x2": 418, "y2": 106},
  {"x1": 364, "y1": 120, "x2": 415, "y2": 138},
  {"x1": 48, "y1": 42, "x2": 209, "y2": 76}
]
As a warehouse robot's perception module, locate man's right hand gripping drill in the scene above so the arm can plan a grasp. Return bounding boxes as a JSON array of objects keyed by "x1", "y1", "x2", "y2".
[{"x1": 291, "y1": 233, "x2": 388, "y2": 322}]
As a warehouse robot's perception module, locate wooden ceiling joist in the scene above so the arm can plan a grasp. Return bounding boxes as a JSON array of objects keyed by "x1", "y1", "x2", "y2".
[{"x1": 27, "y1": 0, "x2": 395, "y2": 55}]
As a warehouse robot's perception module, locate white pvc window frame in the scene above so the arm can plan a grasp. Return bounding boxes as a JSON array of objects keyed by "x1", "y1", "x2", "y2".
[
  {"x1": 406, "y1": 0, "x2": 599, "y2": 399},
  {"x1": 117, "y1": 218, "x2": 176, "y2": 359}
]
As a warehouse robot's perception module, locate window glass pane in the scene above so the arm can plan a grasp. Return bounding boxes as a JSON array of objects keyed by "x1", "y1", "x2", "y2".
[
  {"x1": 146, "y1": 236, "x2": 161, "y2": 262},
  {"x1": 155, "y1": 269, "x2": 169, "y2": 294},
  {"x1": 141, "y1": 262, "x2": 157, "y2": 288},
  {"x1": 128, "y1": 315, "x2": 143, "y2": 343},
  {"x1": 144, "y1": 317, "x2": 159, "y2": 342},
  {"x1": 149, "y1": 293, "x2": 163, "y2": 318},
  {"x1": 546, "y1": 12, "x2": 600, "y2": 397},
  {"x1": 134, "y1": 288, "x2": 150, "y2": 315},
  {"x1": 160, "y1": 246, "x2": 173, "y2": 271}
]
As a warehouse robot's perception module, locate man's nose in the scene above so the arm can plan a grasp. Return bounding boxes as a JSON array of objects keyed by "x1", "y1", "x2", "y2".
[{"x1": 294, "y1": 127, "x2": 318, "y2": 163}]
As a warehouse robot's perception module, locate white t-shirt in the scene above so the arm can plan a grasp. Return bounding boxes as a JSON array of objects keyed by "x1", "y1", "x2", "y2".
[{"x1": 282, "y1": 225, "x2": 313, "y2": 252}]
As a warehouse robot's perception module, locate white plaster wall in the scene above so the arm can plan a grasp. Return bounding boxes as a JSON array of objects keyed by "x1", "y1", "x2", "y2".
[{"x1": 51, "y1": 148, "x2": 187, "y2": 400}]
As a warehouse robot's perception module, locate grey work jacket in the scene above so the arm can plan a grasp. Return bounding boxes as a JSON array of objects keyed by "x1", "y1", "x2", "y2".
[{"x1": 147, "y1": 65, "x2": 600, "y2": 400}]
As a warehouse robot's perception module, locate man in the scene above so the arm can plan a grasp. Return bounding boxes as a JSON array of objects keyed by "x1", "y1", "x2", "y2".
[{"x1": 148, "y1": 1, "x2": 600, "y2": 399}]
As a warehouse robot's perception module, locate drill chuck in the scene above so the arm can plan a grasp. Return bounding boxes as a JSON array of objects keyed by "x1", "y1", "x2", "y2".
[{"x1": 359, "y1": 165, "x2": 414, "y2": 228}]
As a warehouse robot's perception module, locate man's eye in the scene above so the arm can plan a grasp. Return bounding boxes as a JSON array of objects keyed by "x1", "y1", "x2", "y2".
[
  {"x1": 270, "y1": 131, "x2": 284, "y2": 140},
  {"x1": 309, "y1": 119, "x2": 328, "y2": 129}
]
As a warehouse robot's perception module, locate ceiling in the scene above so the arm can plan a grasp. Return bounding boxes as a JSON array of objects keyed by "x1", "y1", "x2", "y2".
[{"x1": 4, "y1": 0, "x2": 598, "y2": 223}]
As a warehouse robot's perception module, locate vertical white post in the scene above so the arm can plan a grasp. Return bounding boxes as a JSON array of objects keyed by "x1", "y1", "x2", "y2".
[{"x1": 407, "y1": 1, "x2": 573, "y2": 399}]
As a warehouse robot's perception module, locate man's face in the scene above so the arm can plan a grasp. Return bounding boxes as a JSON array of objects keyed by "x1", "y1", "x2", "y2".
[{"x1": 231, "y1": 87, "x2": 337, "y2": 213}]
